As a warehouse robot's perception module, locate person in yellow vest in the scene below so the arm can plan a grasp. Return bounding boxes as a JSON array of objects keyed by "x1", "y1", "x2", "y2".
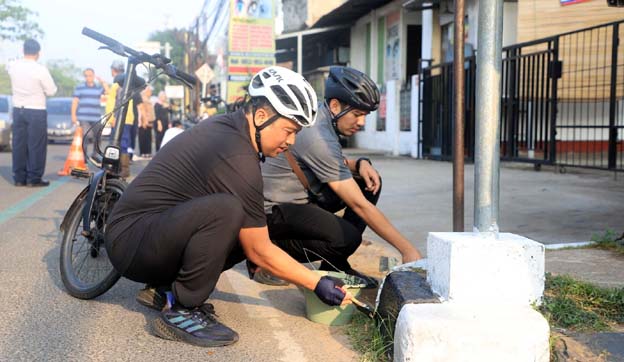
[{"x1": 106, "y1": 60, "x2": 141, "y2": 178}]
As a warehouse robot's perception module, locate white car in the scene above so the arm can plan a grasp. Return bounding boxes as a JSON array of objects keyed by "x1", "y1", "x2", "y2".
[
  {"x1": 0, "y1": 95, "x2": 12, "y2": 150},
  {"x1": 46, "y1": 97, "x2": 75, "y2": 143}
]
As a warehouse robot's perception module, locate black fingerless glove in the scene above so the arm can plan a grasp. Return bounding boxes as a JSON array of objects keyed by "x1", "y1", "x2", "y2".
[{"x1": 314, "y1": 276, "x2": 346, "y2": 306}]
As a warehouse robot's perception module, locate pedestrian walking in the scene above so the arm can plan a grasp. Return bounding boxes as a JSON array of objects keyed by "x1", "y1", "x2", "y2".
[{"x1": 8, "y1": 39, "x2": 57, "y2": 187}]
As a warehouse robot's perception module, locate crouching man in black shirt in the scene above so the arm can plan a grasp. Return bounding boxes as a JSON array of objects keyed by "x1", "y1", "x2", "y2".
[{"x1": 105, "y1": 66, "x2": 350, "y2": 348}]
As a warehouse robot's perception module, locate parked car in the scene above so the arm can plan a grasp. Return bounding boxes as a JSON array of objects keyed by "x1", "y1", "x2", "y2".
[
  {"x1": 47, "y1": 97, "x2": 75, "y2": 143},
  {"x1": 0, "y1": 95, "x2": 12, "y2": 150}
]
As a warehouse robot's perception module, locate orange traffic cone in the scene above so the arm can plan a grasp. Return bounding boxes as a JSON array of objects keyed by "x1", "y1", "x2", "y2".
[{"x1": 58, "y1": 126, "x2": 87, "y2": 176}]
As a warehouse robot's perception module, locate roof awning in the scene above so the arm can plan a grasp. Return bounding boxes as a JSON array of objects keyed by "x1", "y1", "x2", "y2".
[
  {"x1": 312, "y1": 0, "x2": 394, "y2": 28},
  {"x1": 276, "y1": 25, "x2": 349, "y2": 40}
]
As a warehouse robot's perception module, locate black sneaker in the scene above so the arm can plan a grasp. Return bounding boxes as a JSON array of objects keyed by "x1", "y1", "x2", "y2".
[
  {"x1": 136, "y1": 285, "x2": 168, "y2": 311},
  {"x1": 253, "y1": 269, "x2": 290, "y2": 286},
  {"x1": 152, "y1": 303, "x2": 239, "y2": 347},
  {"x1": 26, "y1": 179, "x2": 50, "y2": 187}
]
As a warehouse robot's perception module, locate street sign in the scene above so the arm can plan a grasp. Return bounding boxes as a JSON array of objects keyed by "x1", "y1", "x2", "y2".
[
  {"x1": 195, "y1": 63, "x2": 215, "y2": 84},
  {"x1": 136, "y1": 41, "x2": 162, "y2": 55},
  {"x1": 165, "y1": 85, "x2": 185, "y2": 99}
]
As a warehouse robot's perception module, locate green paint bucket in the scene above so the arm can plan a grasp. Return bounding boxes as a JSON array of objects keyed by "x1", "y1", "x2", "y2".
[{"x1": 301, "y1": 270, "x2": 368, "y2": 326}]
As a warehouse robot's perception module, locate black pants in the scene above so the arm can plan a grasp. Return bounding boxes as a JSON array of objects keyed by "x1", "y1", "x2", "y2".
[
  {"x1": 12, "y1": 108, "x2": 47, "y2": 184},
  {"x1": 266, "y1": 176, "x2": 381, "y2": 271},
  {"x1": 107, "y1": 194, "x2": 246, "y2": 308},
  {"x1": 138, "y1": 127, "x2": 152, "y2": 155},
  {"x1": 155, "y1": 129, "x2": 165, "y2": 151}
]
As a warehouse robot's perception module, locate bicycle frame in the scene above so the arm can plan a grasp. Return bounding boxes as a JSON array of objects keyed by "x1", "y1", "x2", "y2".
[
  {"x1": 60, "y1": 27, "x2": 196, "y2": 236},
  {"x1": 80, "y1": 58, "x2": 143, "y2": 234}
]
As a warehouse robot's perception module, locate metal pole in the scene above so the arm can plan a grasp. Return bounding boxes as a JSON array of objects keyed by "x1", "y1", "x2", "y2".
[
  {"x1": 184, "y1": 31, "x2": 190, "y2": 118},
  {"x1": 297, "y1": 34, "x2": 303, "y2": 73},
  {"x1": 608, "y1": 23, "x2": 619, "y2": 170},
  {"x1": 453, "y1": 0, "x2": 465, "y2": 232},
  {"x1": 474, "y1": 0, "x2": 503, "y2": 234}
]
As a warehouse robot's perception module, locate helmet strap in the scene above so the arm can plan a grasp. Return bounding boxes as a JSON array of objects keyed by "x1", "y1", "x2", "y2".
[
  {"x1": 252, "y1": 106, "x2": 281, "y2": 163},
  {"x1": 325, "y1": 99, "x2": 352, "y2": 137}
]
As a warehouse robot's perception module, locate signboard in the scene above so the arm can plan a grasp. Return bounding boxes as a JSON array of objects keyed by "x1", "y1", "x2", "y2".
[
  {"x1": 165, "y1": 85, "x2": 185, "y2": 99},
  {"x1": 385, "y1": 11, "x2": 401, "y2": 81},
  {"x1": 195, "y1": 63, "x2": 215, "y2": 84},
  {"x1": 136, "y1": 41, "x2": 161, "y2": 55},
  {"x1": 379, "y1": 93, "x2": 387, "y2": 119},
  {"x1": 227, "y1": 0, "x2": 276, "y2": 103}
]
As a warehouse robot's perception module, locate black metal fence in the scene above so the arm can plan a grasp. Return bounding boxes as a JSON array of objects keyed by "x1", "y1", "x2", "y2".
[
  {"x1": 420, "y1": 57, "x2": 477, "y2": 159},
  {"x1": 420, "y1": 20, "x2": 624, "y2": 172}
]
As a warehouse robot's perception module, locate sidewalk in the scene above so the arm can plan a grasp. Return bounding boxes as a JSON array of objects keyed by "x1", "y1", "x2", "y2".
[
  {"x1": 132, "y1": 150, "x2": 624, "y2": 360},
  {"x1": 342, "y1": 150, "x2": 624, "y2": 361}
]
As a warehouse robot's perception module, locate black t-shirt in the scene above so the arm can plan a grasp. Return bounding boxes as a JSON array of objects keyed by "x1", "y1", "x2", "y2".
[
  {"x1": 154, "y1": 103, "x2": 169, "y2": 129},
  {"x1": 109, "y1": 108, "x2": 266, "y2": 237}
]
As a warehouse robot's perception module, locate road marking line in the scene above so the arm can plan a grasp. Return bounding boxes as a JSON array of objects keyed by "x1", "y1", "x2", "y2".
[{"x1": 0, "y1": 178, "x2": 70, "y2": 225}]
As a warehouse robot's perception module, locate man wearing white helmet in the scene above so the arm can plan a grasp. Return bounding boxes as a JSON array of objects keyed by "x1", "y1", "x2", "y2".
[
  {"x1": 105, "y1": 66, "x2": 352, "y2": 348},
  {"x1": 259, "y1": 66, "x2": 422, "y2": 287}
]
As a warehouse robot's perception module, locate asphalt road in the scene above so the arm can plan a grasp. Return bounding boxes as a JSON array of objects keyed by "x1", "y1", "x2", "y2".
[{"x1": 0, "y1": 145, "x2": 357, "y2": 362}]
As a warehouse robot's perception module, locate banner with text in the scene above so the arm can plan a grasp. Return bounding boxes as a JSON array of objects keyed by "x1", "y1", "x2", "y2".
[{"x1": 227, "y1": 0, "x2": 276, "y2": 103}]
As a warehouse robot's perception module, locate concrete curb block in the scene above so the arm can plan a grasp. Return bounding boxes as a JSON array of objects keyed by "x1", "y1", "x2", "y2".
[{"x1": 393, "y1": 303, "x2": 551, "y2": 362}]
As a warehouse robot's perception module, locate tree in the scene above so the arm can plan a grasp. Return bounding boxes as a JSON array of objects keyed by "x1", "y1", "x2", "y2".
[
  {"x1": 0, "y1": 0, "x2": 43, "y2": 41},
  {"x1": 147, "y1": 28, "x2": 187, "y2": 93},
  {"x1": 47, "y1": 59, "x2": 80, "y2": 97},
  {"x1": 0, "y1": 64, "x2": 10, "y2": 94}
]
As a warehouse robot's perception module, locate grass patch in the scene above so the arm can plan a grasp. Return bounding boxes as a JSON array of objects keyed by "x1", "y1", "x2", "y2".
[
  {"x1": 540, "y1": 273, "x2": 624, "y2": 331},
  {"x1": 346, "y1": 313, "x2": 394, "y2": 362},
  {"x1": 590, "y1": 229, "x2": 624, "y2": 255}
]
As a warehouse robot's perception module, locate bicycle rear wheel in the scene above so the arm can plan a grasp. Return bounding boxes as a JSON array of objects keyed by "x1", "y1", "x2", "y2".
[{"x1": 60, "y1": 179, "x2": 125, "y2": 299}]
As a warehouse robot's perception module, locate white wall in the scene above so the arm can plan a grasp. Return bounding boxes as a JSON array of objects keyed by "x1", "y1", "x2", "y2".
[
  {"x1": 503, "y1": 2, "x2": 518, "y2": 47},
  {"x1": 351, "y1": 0, "x2": 522, "y2": 155},
  {"x1": 350, "y1": 21, "x2": 367, "y2": 72},
  {"x1": 352, "y1": 77, "x2": 420, "y2": 156}
]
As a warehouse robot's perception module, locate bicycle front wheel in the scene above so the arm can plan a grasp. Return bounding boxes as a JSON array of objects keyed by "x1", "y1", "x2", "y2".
[{"x1": 60, "y1": 179, "x2": 125, "y2": 299}]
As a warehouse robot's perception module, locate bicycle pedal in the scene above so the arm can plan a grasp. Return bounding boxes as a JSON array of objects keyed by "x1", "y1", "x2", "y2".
[{"x1": 71, "y1": 168, "x2": 91, "y2": 179}]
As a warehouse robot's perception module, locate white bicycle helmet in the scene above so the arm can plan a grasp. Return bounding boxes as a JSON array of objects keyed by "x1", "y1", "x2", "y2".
[{"x1": 248, "y1": 66, "x2": 318, "y2": 127}]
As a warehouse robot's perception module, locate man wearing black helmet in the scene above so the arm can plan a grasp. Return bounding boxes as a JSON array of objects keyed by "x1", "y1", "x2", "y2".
[{"x1": 260, "y1": 66, "x2": 422, "y2": 287}]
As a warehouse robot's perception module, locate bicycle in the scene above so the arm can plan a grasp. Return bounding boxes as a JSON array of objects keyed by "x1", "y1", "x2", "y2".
[{"x1": 58, "y1": 28, "x2": 197, "y2": 300}]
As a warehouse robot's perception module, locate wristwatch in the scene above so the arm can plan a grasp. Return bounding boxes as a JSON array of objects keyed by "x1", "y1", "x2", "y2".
[{"x1": 356, "y1": 157, "x2": 372, "y2": 174}]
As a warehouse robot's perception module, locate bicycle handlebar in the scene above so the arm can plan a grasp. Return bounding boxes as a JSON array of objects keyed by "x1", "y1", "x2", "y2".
[
  {"x1": 82, "y1": 27, "x2": 138, "y2": 57},
  {"x1": 81, "y1": 27, "x2": 198, "y2": 88},
  {"x1": 173, "y1": 67, "x2": 197, "y2": 86}
]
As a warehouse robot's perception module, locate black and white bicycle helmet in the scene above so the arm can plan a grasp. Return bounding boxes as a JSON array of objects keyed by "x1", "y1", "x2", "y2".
[
  {"x1": 248, "y1": 66, "x2": 318, "y2": 127},
  {"x1": 248, "y1": 66, "x2": 318, "y2": 161},
  {"x1": 325, "y1": 66, "x2": 379, "y2": 112},
  {"x1": 324, "y1": 66, "x2": 380, "y2": 136}
]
